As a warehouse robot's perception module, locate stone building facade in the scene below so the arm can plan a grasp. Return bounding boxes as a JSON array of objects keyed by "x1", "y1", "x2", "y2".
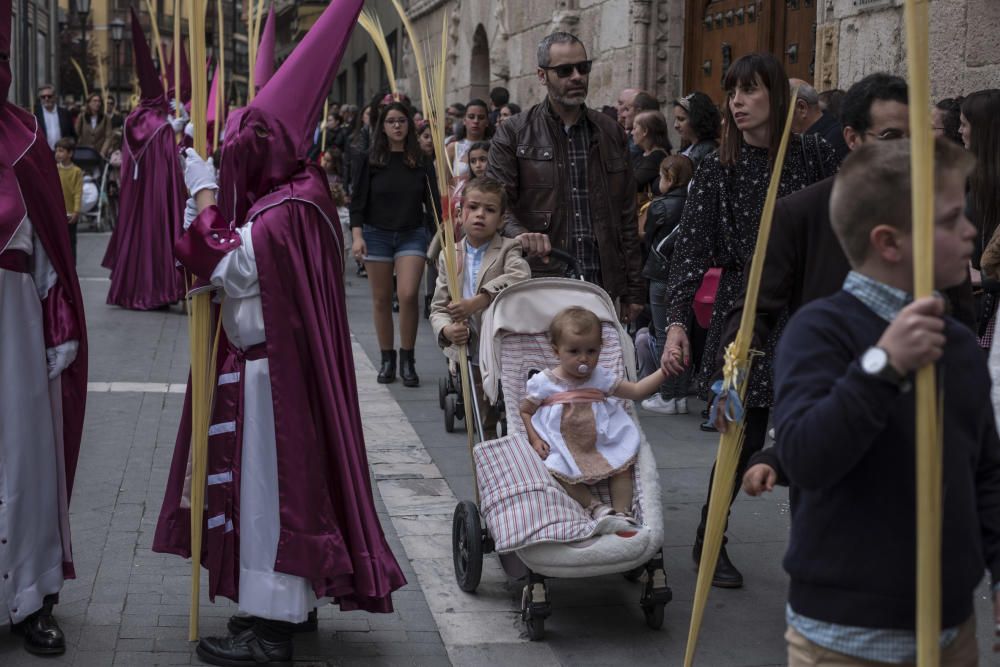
[{"x1": 328, "y1": 0, "x2": 1000, "y2": 138}]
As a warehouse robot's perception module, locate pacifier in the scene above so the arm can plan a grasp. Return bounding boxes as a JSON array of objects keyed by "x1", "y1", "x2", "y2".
[{"x1": 577, "y1": 364, "x2": 591, "y2": 375}]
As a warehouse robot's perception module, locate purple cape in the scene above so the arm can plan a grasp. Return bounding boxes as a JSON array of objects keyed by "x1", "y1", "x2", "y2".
[
  {"x1": 102, "y1": 96, "x2": 186, "y2": 309},
  {"x1": 0, "y1": 106, "x2": 89, "y2": 579},
  {"x1": 153, "y1": 166, "x2": 405, "y2": 612}
]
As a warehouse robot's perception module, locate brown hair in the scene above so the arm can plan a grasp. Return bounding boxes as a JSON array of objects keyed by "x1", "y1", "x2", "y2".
[
  {"x1": 719, "y1": 53, "x2": 790, "y2": 167},
  {"x1": 659, "y1": 155, "x2": 694, "y2": 190},
  {"x1": 830, "y1": 137, "x2": 976, "y2": 266},
  {"x1": 549, "y1": 306, "x2": 602, "y2": 347},
  {"x1": 55, "y1": 137, "x2": 76, "y2": 151},
  {"x1": 463, "y1": 176, "x2": 508, "y2": 213},
  {"x1": 961, "y1": 90, "x2": 1000, "y2": 251},
  {"x1": 634, "y1": 110, "x2": 672, "y2": 152}
]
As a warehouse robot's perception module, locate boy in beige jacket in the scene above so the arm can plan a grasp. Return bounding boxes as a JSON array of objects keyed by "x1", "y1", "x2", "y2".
[{"x1": 431, "y1": 177, "x2": 531, "y2": 438}]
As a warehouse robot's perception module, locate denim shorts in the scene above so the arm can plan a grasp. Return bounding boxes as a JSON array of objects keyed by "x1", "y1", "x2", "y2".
[{"x1": 362, "y1": 225, "x2": 429, "y2": 263}]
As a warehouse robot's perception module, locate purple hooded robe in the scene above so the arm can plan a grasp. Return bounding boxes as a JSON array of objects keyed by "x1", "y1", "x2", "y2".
[
  {"x1": 102, "y1": 8, "x2": 186, "y2": 310},
  {"x1": 0, "y1": 0, "x2": 88, "y2": 620},
  {"x1": 152, "y1": 0, "x2": 405, "y2": 616}
]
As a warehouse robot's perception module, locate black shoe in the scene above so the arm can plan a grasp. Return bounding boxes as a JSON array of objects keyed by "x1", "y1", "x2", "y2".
[
  {"x1": 227, "y1": 609, "x2": 317, "y2": 636},
  {"x1": 692, "y1": 541, "x2": 744, "y2": 589},
  {"x1": 196, "y1": 624, "x2": 293, "y2": 667},
  {"x1": 424, "y1": 294, "x2": 432, "y2": 320},
  {"x1": 10, "y1": 606, "x2": 65, "y2": 656},
  {"x1": 378, "y1": 349, "x2": 397, "y2": 384},
  {"x1": 399, "y1": 348, "x2": 420, "y2": 387},
  {"x1": 699, "y1": 419, "x2": 717, "y2": 433}
]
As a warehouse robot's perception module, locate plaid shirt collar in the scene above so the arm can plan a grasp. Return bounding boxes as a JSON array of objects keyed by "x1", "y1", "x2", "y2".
[{"x1": 843, "y1": 271, "x2": 912, "y2": 323}]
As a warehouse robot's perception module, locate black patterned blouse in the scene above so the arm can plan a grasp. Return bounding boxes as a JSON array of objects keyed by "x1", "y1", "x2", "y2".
[{"x1": 664, "y1": 134, "x2": 841, "y2": 407}]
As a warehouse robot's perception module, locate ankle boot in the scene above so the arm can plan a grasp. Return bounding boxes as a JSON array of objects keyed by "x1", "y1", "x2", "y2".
[
  {"x1": 378, "y1": 349, "x2": 397, "y2": 384},
  {"x1": 399, "y1": 348, "x2": 420, "y2": 387}
]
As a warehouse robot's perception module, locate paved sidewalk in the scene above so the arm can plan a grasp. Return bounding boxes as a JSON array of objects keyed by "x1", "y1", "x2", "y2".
[{"x1": 0, "y1": 233, "x2": 446, "y2": 666}]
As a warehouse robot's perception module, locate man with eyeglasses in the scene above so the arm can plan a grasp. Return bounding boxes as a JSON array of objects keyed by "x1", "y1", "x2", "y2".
[
  {"x1": 33, "y1": 84, "x2": 76, "y2": 151},
  {"x1": 487, "y1": 31, "x2": 645, "y2": 324},
  {"x1": 691, "y1": 73, "x2": 976, "y2": 590}
]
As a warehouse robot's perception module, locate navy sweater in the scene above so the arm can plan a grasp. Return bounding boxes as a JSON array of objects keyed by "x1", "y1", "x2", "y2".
[{"x1": 773, "y1": 289, "x2": 1000, "y2": 630}]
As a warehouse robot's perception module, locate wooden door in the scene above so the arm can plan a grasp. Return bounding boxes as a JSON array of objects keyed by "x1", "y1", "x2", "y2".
[{"x1": 683, "y1": 1, "x2": 817, "y2": 106}]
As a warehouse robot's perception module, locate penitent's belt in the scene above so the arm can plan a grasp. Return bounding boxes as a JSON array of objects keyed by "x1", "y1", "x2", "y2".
[{"x1": 0, "y1": 249, "x2": 30, "y2": 273}]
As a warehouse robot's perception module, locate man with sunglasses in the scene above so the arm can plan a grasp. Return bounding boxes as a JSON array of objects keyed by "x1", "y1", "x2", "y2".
[
  {"x1": 33, "y1": 84, "x2": 76, "y2": 151},
  {"x1": 487, "y1": 32, "x2": 645, "y2": 324}
]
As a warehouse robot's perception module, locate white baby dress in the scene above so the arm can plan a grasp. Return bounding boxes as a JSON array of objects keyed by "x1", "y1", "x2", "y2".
[{"x1": 525, "y1": 365, "x2": 640, "y2": 484}]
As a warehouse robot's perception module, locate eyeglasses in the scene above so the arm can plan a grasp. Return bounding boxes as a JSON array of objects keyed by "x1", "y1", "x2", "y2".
[
  {"x1": 865, "y1": 128, "x2": 906, "y2": 141},
  {"x1": 384, "y1": 118, "x2": 407, "y2": 127},
  {"x1": 541, "y1": 60, "x2": 593, "y2": 78}
]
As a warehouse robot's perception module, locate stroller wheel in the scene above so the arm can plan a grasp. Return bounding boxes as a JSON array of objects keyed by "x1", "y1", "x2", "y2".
[
  {"x1": 520, "y1": 580, "x2": 550, "y2": 641},
  {"x1": 643, "y1": 603, "x2": 665, "y2": 630},
  {"x1": 444, "y1": 394, "x2": 457, "y2": 432},
  {"x1": 496, "y1": 418, "x2": 506, "y2": 438},
  {"x1": 438, "y1": 377, "x2": 448, "y2": 410},
  {"x1": 525, "y1": 615, "x2": 545, "y2": 641},
  {"x1": 452, "y1": 501, "x2": 484, "y2": 593}
]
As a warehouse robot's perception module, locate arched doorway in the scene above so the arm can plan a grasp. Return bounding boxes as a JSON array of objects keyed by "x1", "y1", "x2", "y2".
[{"x1": 470, "y1": 24, "x2": 489, "y2": 101}]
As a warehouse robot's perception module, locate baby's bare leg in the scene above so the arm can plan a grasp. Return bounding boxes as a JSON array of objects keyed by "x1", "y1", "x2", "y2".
[
  {"x1": 557, "y1": 478, "x2": 596, "y2": 509},
  {"x1": 610, "y1": 468, "x2": 634, "y2": 514}
]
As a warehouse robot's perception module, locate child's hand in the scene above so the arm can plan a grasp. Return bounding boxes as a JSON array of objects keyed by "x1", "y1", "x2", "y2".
[
  {"x1": 530, "y1": 437, "x2": 550, "y2": 460},
  {"x1": 68, "y1": 213, "x2": 78, "y2": 225},
  {"x1": 742, "y1": 463, "x2": 777, "y2": 496},
  {"x1": 443, "y1": 322, "x2": 470, "y2": 345},
  {"x1": 446, "y1": 294, "x2": 489, "y2": 321}
]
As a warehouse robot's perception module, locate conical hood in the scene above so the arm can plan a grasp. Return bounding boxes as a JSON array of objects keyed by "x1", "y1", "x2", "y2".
[
  {"x1": 130, "y1": 8, "x2": 162, "y2": 101},
  {"x1": 251, "y1": 0, "x2": 363, "y2": 157},
  {"x1": 254, "y1": 4, "x2": 276, "y2": 90},
  {"x1": 0, "y1": 0, "x2": 12, "y2": 101}
]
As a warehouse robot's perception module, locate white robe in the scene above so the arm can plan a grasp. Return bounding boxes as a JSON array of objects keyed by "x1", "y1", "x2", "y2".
[
  {"x1": 209, "y1": 221, "x2": 320, "y2": 623},
  {"x1": 0, "y1": 218, "x2": 67, "y2": 623}
]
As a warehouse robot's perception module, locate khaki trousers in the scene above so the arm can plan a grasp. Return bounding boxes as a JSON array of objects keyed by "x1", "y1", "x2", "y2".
[{"x1": 786, "y1": 616, "x2": 978, "y2": 667}]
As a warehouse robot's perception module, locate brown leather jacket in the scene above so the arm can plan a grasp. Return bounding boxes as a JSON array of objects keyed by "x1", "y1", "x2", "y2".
[{"x1": 486, "y1": 98, "x2": 645, "y2": 304}]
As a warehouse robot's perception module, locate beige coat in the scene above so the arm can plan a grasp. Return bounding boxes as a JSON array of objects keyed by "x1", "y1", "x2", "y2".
[{"x1": 430, "y1": 234, "x2": 530, "y2": 362}]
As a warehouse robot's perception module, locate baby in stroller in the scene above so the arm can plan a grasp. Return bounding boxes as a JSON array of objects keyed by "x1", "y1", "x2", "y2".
[{"x1": 520, "y1": 306, "x2": 667, "y2": 519}]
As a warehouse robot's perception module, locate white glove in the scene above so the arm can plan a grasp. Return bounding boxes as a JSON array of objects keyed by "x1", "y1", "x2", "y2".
[
  {"x1": 183, "y1": 197, "x2": 198, "y2": 230},
  {"x1": 184, "y1": 121, "x2": 195, "y2": 139},
  {"x1": 168, "y1": 103, "x2": 189, "y2": 133},
  {"x1": 46, "y1": 340, "x2": 79, "y2": 380},
  {"x1": 182, "y1": 147, "x2": 217, "y2": 196}
]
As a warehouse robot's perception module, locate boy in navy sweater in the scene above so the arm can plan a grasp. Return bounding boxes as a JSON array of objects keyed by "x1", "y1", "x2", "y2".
[{"x1": 773, "y1": 138, "x2": 1000, "y2": 665}]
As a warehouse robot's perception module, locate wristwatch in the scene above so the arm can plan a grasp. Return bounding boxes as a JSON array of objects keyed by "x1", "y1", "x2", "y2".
[{"x1": 860, "y1": 346, "x2": 908, "y2": 389}]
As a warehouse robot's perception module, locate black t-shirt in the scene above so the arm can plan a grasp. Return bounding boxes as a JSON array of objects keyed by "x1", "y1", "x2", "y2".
[{"x1": 349, "y1": 151, "x2": 439, "y2": 231}]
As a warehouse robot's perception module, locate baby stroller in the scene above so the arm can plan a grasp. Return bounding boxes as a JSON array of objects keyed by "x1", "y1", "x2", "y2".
[
  {"x1": 450, "y1": 251, "x2": 671, "y2": 640},
  {"x1": 71, "y1": 146, "x2": 114, "y2": 231}
]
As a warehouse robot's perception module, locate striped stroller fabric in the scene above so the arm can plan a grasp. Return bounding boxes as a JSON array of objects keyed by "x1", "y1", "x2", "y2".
[{"x1": 473, "y1": 323, "x2": 646, "y2": 552}]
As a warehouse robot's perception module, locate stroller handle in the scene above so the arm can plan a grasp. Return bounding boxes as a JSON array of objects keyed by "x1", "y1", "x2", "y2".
[{"x1": 520, "y1": 247, "x2": 583, "y2": 281}]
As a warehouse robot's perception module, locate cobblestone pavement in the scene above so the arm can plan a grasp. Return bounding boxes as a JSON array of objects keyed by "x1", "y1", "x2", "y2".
[{"x1": 1, "y1": 232, "x2": 995, "y2": 666}]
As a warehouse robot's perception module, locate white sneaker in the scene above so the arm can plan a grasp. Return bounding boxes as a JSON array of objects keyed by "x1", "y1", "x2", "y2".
[
  {"x1": 675, "y1": 397, "x2": 689, "y2": 414},
  {"x1": 641, "y1": 395, "x2": 677, "y2": 414}
]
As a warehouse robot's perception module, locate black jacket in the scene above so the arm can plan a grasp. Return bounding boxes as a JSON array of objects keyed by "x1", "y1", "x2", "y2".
[
  {"x1": 34, "y1": 105, "x2": 77, "y2": 145},
  {"x1": 804, "y1": 111, "x2": 849, "y2": 162},
  {"x1": 642, "y1": 187, "x2": 687, "y2": 282}
]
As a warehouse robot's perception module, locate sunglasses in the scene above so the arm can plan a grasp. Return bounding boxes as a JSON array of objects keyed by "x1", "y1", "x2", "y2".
[
  {"x1": 541, "y1": 60, "x2": 593, "y2": 78},
  {"x1": 39, "y1": 93, "x2": 55, "y2": 99}
]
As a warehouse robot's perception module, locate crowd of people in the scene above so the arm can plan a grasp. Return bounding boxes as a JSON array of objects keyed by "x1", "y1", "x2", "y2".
[{"x1": 5, "y1": 0, "x2": 1000, "y2": 658}]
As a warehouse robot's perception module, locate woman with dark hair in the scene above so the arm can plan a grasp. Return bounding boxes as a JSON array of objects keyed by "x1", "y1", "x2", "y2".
[
  {"x1": 417, "y1": 119, "x2": 435, "y2": 159},
  {"x1": 960, "y1": 90, "x2": 1000, "y2": 348},
  {"x1": 932, "y1": 96, "x2": 965, "y2": 146},
  {"x1": 75, "y1": 92, "x2": 113, "y2": 155},
  {"x1": 672, "y1": 91, "x2": 721, "y2": 169},
  {"x1": 497, "y1": 102, "x2": 521, "y2": 127},
  {"x1": 631, "y1": 110, "x2": 672, "y2": 197},
  {"x1": 350, "y1": 102, "x2": 440, "y2": 386},
  {"x1": 446, "y1": 98, "x2": 491, "y2": 181},
  {"x1": 660, "y1": 53, "x2": 839, "y2": 588}
]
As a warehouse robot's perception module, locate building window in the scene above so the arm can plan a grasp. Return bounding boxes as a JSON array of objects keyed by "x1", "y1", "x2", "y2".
[
  {"x1": 353, "y1": 54, "x2": 366, "y2": 107},
  {"x1": 337, "y1": 71, "x2": 347, "y2": 106}
]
